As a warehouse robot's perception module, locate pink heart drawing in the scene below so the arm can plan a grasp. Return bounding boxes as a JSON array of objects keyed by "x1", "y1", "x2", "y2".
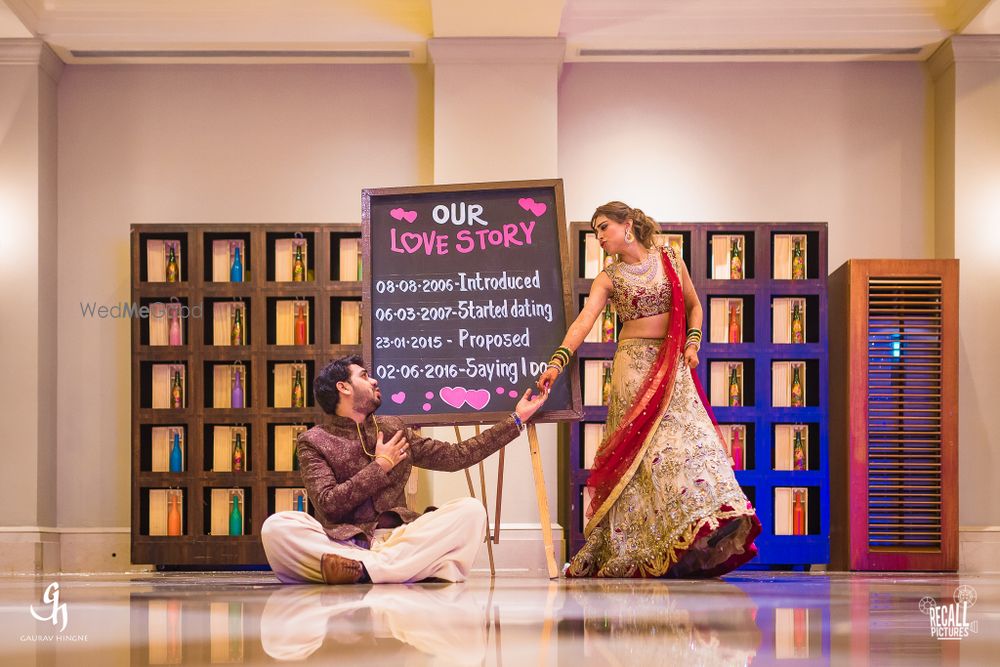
[
  {"x1": 517, "y1": 197, "x2": 547, "y2": 217},
  {"x1": 439, "y1": 387, "x2": 467, "y2": 409},
  {"x1": 397, "y1": 232, "x2": 424, "y2": 253},
  {"x1": 391, "y1": 391, "x2": 406, "y2": 404},
  {"x1": 390, "y1": 207, "x2": 418, "y2": 223},
  {"x1": 465, "y1": 389, "x2": 491, "y2": 410}
]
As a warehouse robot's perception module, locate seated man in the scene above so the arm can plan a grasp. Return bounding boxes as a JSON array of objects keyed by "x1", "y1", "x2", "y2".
[{"x1": 262, "y1": 355, "x2": 548, "y2": 585}]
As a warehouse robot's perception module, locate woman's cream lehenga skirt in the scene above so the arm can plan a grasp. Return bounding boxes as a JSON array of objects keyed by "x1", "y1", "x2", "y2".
[{"x1": 568, "y1": 338, "x2": 761, "y2": 578}]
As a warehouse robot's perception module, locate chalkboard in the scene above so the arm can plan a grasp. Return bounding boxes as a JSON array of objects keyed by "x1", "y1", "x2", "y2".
[{"x1": 362, "y1": 179, "x2": 582, "y2": 426}]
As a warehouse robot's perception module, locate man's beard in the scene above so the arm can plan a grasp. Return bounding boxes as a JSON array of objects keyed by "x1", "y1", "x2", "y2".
[{"x1": 357, "y1": 393, "x2": 381, "y2": 415}]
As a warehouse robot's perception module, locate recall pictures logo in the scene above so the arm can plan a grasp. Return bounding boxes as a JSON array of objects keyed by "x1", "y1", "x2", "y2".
[
  {"x1": 919, "y1": 585, "x2": 979, "y2": 640},
  {"x1": 22, "y1": 582, "x2": 88, "y2": 643}
]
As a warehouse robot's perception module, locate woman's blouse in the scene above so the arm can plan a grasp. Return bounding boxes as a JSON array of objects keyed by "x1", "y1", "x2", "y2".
[{"x1": 605, "y1": 246, "x2": 681, "y2": 322}]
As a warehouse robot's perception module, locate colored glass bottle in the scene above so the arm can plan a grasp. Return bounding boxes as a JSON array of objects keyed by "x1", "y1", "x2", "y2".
[
  {"x1": 793, "y1": 428, "x2": 807, "y2": 471},
  {"x1": 729, "y1": 237, "x2": 743, "y2": 280},
  {"x1": 229, "y1": 493, "x2": 242, "y2": 536},
  {"x1": 230, "y1": 245, "x2": 243, "y2": 283},
  {"x1": 169, "y1": 430, "x2": 183, "y2": 472},
  {"x1": 292, "y1": 244, "x2": 305, "y2": 282},
  {"x1": 291, "y1": 369, "x2": 305, "y2": 408},
  {"x1": 165, "y1": 244, "x2": 179, "y2": 283},
  {"x1": 790, "y1": 365, "x2": 804, "y2": 407},
  {"x1": 791, "y1": 238, "x2": 805, "y2": 280},
  {"x1": 728, "y1": 302, "x2": 741, "y2": 343},
  {"x1": 167, "y1": 492, "x2": 181, "y2": 536},
  {"x1": 792, "y1": 490, "x2": 806, "y2": 535},
  {"x1": 168, "y1": 306, "x2": 182, "y2": 346},
  {"x1": 232, "y1": 432, "x2": 244, "y2": 472},
  {"x1": 171, "y1": 370, "x2": 183, "y2": 409},
  {"x1": 295, "y1": 493, "x2": 305, "y2": 512},
  {"x1": 292, "y1": 445, "x2": 299, "y2": 471},
  {"x1": 294, "y1": 303, "x2": 307, "y2": 346},
  {"x1": 231, "y1": 368, "x2": 244, "y2": 409},
  {"x1": 601, "y1": 364, "x2": 612, "y2": 406},
  {"x1": 601, "y1": 304, "x2": 616, "y2": 343},
  {"x1": 791, "y1": 302, "x2": 804, "y2": 344},
  {"x1": 728, "y1": 365, "x2": 742, "y2": 407},
  {"x1": 731, "y1": 428, "x2": 744, "y2": 470},
  {"x1": 230, "y1": 307, "x2": 243, "y2": 346}
]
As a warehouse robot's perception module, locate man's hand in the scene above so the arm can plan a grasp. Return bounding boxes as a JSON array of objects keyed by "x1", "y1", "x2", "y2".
[
  {"x1": 514, "y1": 387, "x2": 549, "y2": 424},
  {"x1": 373, "y1": 430, "x2": 409, "y2": 472}
]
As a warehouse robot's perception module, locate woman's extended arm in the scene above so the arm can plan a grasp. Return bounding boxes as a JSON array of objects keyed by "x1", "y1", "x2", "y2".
[
  {"x1": 536, "y1": 272, "x2": 612, "y2": 390},
  {"x1": 679, "y1": 257, "x2": 703, "y2": 368}
]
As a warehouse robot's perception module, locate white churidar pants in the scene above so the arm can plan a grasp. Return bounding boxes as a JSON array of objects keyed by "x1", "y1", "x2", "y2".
[{"x1": 261, "y1": 497, "x2": 486, "y2": 584}]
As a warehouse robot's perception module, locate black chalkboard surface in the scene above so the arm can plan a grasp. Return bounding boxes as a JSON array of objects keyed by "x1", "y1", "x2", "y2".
[{"x1": 362, "y1": 179, "x2": 582, "y2": 426}]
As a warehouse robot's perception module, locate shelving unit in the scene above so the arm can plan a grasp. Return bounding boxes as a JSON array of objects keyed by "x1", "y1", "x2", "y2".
[
  {"x1": 563, "y1": 221, "x2": 829, "y2": 569},
  {"x1": 131, "y1": 224, "x2": 361, "y2": 566}
]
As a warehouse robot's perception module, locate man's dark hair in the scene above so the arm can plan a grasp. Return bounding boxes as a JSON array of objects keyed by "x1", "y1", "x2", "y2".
[{"x1": 314, "y1": 355, "x2": 365, "y2": 414}]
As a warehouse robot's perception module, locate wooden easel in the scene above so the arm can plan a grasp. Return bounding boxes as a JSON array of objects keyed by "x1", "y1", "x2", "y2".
[
  {"x1": 527, "y1": 423, "x2": 560, "y2": 579},
  {"x1": 456, "y1": 423, "x2": 559, "y2": 580}
]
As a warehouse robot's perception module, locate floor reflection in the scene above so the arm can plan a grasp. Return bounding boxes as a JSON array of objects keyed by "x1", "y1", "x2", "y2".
[
  {"x1": 557, "y1": 580, "x2": 761, "y2": 666},
  {"x1": 3, "y1": 571, "x2": 995, "y2": 665},
  {"x1": 260, "y1": 585, "x2": 489, "y2": 663}
]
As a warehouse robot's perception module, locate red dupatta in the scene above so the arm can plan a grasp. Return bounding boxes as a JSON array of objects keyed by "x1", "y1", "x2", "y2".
[{"x1": 584, "y1": 247, "x2": 723, "y2": 535}]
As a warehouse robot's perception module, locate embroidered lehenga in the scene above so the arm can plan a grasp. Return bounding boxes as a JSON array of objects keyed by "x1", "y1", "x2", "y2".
[{"x1": 567, "y1": 246, "x2": 761, "y2": 578}]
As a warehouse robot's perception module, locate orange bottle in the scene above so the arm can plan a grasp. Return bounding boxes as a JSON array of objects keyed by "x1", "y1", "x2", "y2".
[{"x1": 167, "y1": 492, "x2": 181, "y2": 536}]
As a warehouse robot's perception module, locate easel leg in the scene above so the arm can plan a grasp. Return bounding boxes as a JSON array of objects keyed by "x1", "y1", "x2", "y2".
[
  {"x1": 455, "y1": 426, "x2": 477, "y2": 498},
  {"x1": 494, "y1": 449, "x2": 505, "y2": 544},
  {"x1": 455, "y1": 425, "x2": 495, "y2": 575},
  {"x1": 527, "y1": 423, "x2": 559, "y2": 579}
]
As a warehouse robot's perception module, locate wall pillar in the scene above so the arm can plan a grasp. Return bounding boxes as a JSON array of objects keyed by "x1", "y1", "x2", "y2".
[
  {"x1": 0, "y1": 39, "x2": 61, "y2": 573},
  {"x1": 426, "y1": 37, "x2": 566, "y2": 572}
]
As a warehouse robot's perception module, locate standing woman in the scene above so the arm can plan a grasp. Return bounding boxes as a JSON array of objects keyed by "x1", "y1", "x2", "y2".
[{"x1": 538, "y1": 202, "x2": 760, "y2": 578}]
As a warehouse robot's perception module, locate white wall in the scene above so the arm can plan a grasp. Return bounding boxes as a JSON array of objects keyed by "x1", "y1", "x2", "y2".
[
  {"x1": 953, "y1": 57, "x2": 1000, "y2": 529},
  {"x1": 56, "y1": 64, "x2": 433, "y2": 537},
  {"x1": 558, "y1": 62, "x2": 933, "y2": 268}
]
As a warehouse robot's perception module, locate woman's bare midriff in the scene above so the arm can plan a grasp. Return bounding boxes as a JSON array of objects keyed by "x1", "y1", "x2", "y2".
[{"x1": 619, "y1": 312, "x2": 671, "y2": 341}]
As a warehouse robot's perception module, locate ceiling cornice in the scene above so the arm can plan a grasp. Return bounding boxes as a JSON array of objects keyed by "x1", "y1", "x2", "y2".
[
  {"x1": 428, "y1": 37, "x2": 566, "y2": 66},
  {"x1": 951, "y1": 34, "x2": 1000, "y2": 60},
  {"x1": 0, "y1": 38, "x2": 64, "y2": 80}
]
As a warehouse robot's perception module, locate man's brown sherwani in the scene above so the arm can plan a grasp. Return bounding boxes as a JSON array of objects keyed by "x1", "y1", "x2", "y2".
[{"x1": 296, "y1": 414, "x2": 519, "y2": 545}]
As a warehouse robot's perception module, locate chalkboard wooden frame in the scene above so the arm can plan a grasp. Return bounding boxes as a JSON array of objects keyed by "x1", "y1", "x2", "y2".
[{"x1": 362, "y1": 178, "x2": 582, "y2": 426}]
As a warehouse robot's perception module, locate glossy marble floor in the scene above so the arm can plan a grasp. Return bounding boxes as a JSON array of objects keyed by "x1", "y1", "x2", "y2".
[{"x1": 2, "y1": 571, "x2": 996, "y2": 666}]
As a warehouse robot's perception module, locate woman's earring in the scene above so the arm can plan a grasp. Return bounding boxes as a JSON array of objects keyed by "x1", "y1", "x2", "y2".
[{"x1": 625, "y1": 228, "x2": 634, "y2": 244}]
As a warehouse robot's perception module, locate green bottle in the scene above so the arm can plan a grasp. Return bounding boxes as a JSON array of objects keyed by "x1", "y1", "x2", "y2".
[
  {"x1": 791, "y1": 238, "x2": 805, "y2": 280},
  {"x1": 165, "y1": 244, "x2": 178, "y2": 283},
  {"x1": 230, "y1": 307, "x2": 243, "y2": 346},
  {"x1": 229, "y1": 493, "x2": 242, "y2": 536},
  {"x1": 291, "y1": 369, "x2": 304, "y2": 408},
  {"x1": 292, "y1": 244, "x2": 305, "y2": 282}
]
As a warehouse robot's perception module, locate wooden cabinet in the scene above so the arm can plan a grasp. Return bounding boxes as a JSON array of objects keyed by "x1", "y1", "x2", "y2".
[
  {"x1": 131, "y1": 224, "x2": 361, "y2": 566},
  {"x1": 829, "y1": 260, "x2": 959, "y2": 571}
]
